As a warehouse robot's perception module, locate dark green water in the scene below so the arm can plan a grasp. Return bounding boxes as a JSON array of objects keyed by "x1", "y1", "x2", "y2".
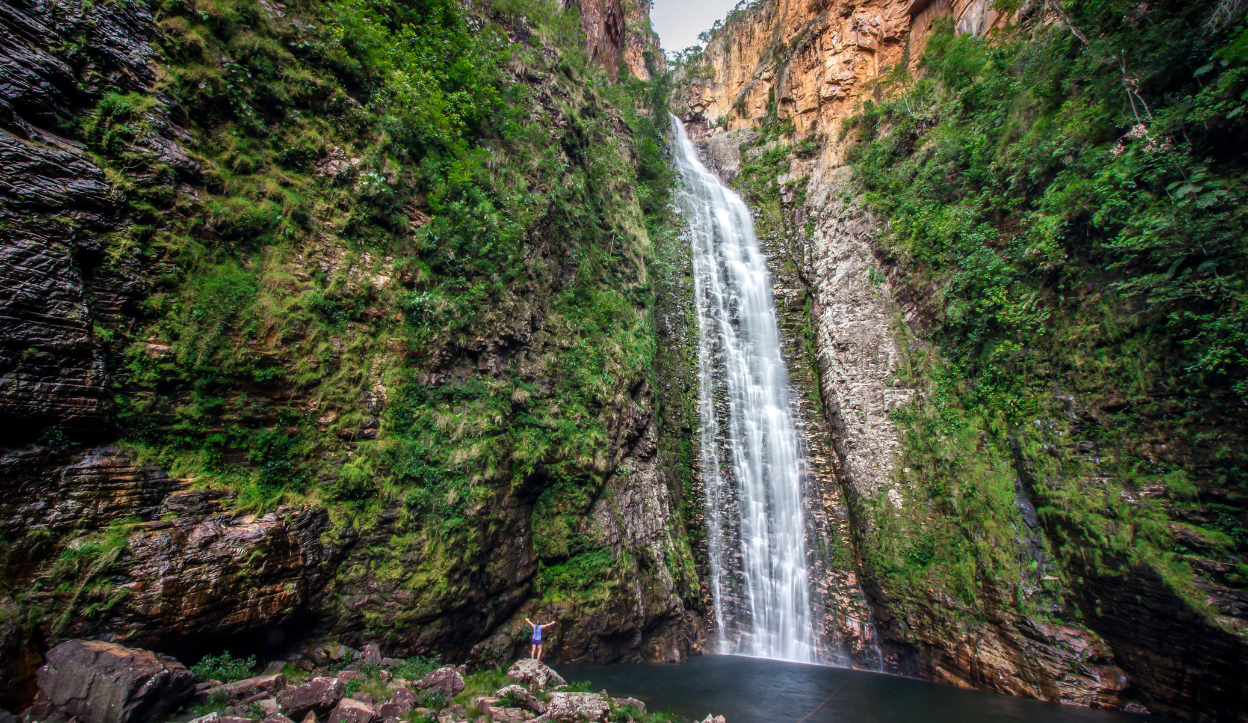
[{"x1": 557, "y1": 655, "x2": 1156, "y2": 723}]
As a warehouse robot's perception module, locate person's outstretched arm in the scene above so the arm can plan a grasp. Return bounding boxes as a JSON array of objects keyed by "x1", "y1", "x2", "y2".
[{"x1": 525, "y1": 618, "x2": 534, "y2": 626}]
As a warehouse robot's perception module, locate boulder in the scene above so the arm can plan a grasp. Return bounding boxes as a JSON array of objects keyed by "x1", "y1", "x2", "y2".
[
  {"x1": 541, "y1": 693, "x2": 610, "y2": 723},
  {"x1": 276, "y1": 678, "x2": 346, "y2": 720},
  {"x1": 35, "y1": 640, "x2": 195, "y2": 723},
  {"x1": 18, "y1": 701, "x2": 53, "y2": 722},
  {"x1": 699, "y1": 717, "x2": 726, "y2": 723},
  {"x1": 258, "y1": 699, "x2": 282, "y2": 716},
  {"x1": 504, "y1": 661, "x2": 565, "y2": 691},
  {"x1": 472, "y1": 700, "x2": 527, "y2": 723},
  {"x1": 375, "y1": 688, "x2": 414, "y2": 720},
  {"x1": 204, "y1": 674, "x2": 288, "y2": 702},
  {"x1": 264, "y1": 716, "x2": 295, "y2": 723},
  {"x1": 0, "y1": 711, "x2": 14, "y2": 723},
  {"x1": 362, "y1": 644, "x2": 383, "y2": 666},
  {"x1": 413, "y1": 667, "x2": 464, "y2": 697},
  {"x1": 492, "y1": 686, "x2": 545, "y2": 715},
  {"x1": 326, "y1": 699, "x2": 375, "y2": 723}
]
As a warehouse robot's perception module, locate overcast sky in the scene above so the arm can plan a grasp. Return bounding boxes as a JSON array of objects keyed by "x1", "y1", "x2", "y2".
[{"x1": 650, "y1": 0, "x2": 742, "y2": 54}]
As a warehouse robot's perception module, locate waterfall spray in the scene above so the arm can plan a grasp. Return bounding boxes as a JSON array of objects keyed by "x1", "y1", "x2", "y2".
[{"x1": 672, "y1": 115, "x2": 816, "y2": 663}]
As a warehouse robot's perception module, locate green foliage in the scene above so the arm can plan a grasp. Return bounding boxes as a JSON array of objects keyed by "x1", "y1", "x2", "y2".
[
  {"x1": 455, "y1": 666, "x2": 511, "y2": 712},
  {"x1": 43, "y1": 519, "x2": 139, "y2": 632},
  {"x1": 391, "y1": 655, "x2": 442, "y2": 681},
  {"x1": 497, "y1": 689, "x2": 527, "y2": 709},
  {"x1": 843, "y1": 1, "x2": 1248, "y2": 623},
  {"x1": 535, "y1": 548, "x2": 615, "y2": 601},
  {"x1": 21, "y1": 0, "x2": 694, "y2": 653},
  {"x1": 191, "y1": 651, "x2": 258, "y2": 683}
]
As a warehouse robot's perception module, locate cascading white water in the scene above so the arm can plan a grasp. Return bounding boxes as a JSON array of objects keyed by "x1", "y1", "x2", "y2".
[{"x1": 672, "y1": 116, "x2": 817, "y2": 663}]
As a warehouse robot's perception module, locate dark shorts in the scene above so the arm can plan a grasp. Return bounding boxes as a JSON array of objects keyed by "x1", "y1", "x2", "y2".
[{"x1": 531, "y1": 638, "x2": 542, "y2": 645}]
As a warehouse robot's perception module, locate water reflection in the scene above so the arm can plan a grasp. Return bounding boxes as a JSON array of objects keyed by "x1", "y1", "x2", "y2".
[{"x1": 559, "y1": 655, "x2": 1157, "y2": 723}]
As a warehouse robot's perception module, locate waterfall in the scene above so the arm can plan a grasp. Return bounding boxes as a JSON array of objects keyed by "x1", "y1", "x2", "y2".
[{"x1": 672, "y1": 116, "x2": 817, "y2": 663}]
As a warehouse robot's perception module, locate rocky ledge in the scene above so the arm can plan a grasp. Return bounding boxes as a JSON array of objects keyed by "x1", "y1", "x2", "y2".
[{"x1": 11, "y1": 641, "x2": 725, "y2": 723}]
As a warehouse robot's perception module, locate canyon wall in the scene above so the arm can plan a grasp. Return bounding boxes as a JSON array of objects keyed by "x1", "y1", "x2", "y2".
[
  {"x1": 0, "y1": 0, "x2": 701, "y2": 708},
  {"x1": 673, "y1": 0, "x2": 1248, "y2": 721}
]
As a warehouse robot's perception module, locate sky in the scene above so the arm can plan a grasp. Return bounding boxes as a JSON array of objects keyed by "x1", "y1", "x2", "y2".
[{"x1": 650, "y1": 0, "x2": 742, "y2": 54}]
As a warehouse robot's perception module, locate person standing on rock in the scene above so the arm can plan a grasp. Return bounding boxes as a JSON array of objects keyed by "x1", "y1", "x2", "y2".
[{"x1": 525, "y1": 616, "x2": 556, "y2": 659}]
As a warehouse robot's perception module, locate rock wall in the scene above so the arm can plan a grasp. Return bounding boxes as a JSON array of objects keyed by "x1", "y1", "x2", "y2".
[
  {"x1": 623, "y1": 1, "x2": 661, "y2": 81},
  {"x1": 565, "y1": 0, "x2": 626, "y2": 79},
  {"x1": 669, "y1": 0, "x2": 1161, "y2": 712},
  {"x1": 674, "y1": 0, "x2": 1248, "y2": 719},
  {"x1": 0, "y1": 0, "x2": 702, "y2": 708}
]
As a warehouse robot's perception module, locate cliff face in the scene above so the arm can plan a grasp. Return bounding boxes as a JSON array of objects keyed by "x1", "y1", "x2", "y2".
[
  {"x1": 623, "y1": 1, "x2": 662, "y2": 81},
  {"x1": 0, "y1": 0, "x2": 700, "y2": 707},
  {"x1": 673, "y1": 0, "x2": 1248, "y2": 720}
]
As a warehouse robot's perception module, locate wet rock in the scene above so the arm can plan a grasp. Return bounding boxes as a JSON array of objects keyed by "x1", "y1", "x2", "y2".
[
  {"x1": 276, "y1": 678, "x2": 345, "y2": 720},
  {"x1": 92, "y1": 513, "x2": 307, "y2": 643},
  {"x1": 326, "y1": 698, "x2": 375, "y2": 723},
  {"x1": 162, "y1": 489, "x2": 231, "y2": 516},
  {"x1": 362, "y1": 643, "x2": 382, "y2": 666},
  {"x1": 491, "y1": 686, "x2": 545, "y2": 715},
  {"x1": 504, "y1": 660, "x2": 564, "y2": 691},
  {"x1": 35, "y1": 640, "x2": 194, "y2": 723},
  {"x1": 699, "y1": 716, "x2": 726, "y2": 723},
  {"x1": 0, "y1": 234, "x2": 110, "y2": 437},
  {"x1": 263, "y1": 715, "x2": 295, "y2": 723},
  {"x1": 412, "y1": 667, "x2": 464, "y2": 697}
]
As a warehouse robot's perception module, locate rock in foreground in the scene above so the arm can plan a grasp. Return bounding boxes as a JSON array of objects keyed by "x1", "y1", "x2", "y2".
[
  {"x1": 201, "y1": 673, "x2": 287, "y2": 702},
  {"x1": 538, "y1": 692, "x2": 611, "y2": 723},
  {"x1": 276, "y1": 678, "x2": 346, "y2": 720},
  {"x1": 504, "y1": 660, "x2": 565, "y2": 691},
  {"x1": 492, "y1": 685, "x2": 546, "y2": 714},
  {"x1": 35, "y1": 640, "x2": 195, "y2": 723},
  {"x1": 412, "y1": 667, "x2": 465, "y2": 697},
  {"x1": 326, "y1": 698, "x2": 375, "y2": 723}
]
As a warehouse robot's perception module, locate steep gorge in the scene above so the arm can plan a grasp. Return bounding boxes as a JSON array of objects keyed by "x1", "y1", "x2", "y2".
[
  {"x1": 671, "y1": 0, "x2": 1248, "y2": 720},
  {"x1": 2, "y1": 0, "x2": 1247, "y2": 720}
]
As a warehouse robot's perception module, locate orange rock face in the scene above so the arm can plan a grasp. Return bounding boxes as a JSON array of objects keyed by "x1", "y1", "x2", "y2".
[
  {"x1": 677, "y1": 0, "x2": 911, "y2": 139},
  {"x1": 566, "y1": 0, "x2": 627, "y2": 80},
  {"x1": 623, "y1": 1, "x2": 661, "y2": 80},
  {"x1": 674, "y1": 0, "x2": 1009, "y2": 145}
]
